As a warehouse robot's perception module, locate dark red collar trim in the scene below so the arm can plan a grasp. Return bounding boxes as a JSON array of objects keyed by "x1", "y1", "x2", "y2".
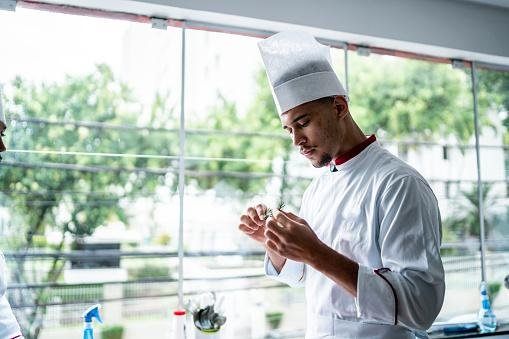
[{"x1": 332, "y1": 134, "x2": 376, "y2": 166}]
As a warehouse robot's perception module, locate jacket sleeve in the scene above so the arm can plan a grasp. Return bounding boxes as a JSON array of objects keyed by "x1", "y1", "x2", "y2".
[
  {"x1": 355, "y1": 175, "x2": 445, "y2": 331},
  {"x1": 264, "y1": 255, "x2": 306, "y2": 288},
  {"x1": 0, "y1": 253, "x2": 22, "y2": 338}
]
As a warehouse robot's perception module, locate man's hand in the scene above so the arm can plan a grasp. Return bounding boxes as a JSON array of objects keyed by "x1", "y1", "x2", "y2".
[
  {"x1": 238, "y1": 204, "x2": 268, "y2": 244},
  {"x1": 266, "y1": 209, "x2": 359, "y2": 296},
  {"x1": 238, "y1": 204, "x2": 287, "y2": 272},
  {"x1": 265, "y1": 210, "x2": 323, "y2": 265}
]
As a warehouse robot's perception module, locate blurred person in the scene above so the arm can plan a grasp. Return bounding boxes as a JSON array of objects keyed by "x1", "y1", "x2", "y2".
[
  {"x1": 238, "y1": 32, "x2": 444, "y2": 338},
  {"x1": 0, "y1": 88, "x2": 24, "y2": 339}
]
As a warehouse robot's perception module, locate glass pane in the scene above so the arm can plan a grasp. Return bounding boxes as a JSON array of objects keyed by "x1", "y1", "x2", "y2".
[
  {"x1": 184, "y1": 30, "x2": 347, "y2": 337},
  {"x1": 0, "y1": 7, "x2": 181, "y2": 338},
  {"x1": 348, "y1": 51, "x2": 479, "y2": 322},
  {"x1": 477, "y1": 66, "x2": 509, "y2": 323}
]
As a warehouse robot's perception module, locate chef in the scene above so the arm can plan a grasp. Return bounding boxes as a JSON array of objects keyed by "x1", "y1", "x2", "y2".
[
  {"x1": 0, "y1": 87, "x2": 24, "y2": 339},
  {"x1": 238, "y1": 31, "x2": 445, "y2": 338}
]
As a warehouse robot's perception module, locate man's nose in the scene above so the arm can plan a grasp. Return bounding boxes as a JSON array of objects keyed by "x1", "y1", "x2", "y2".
[{"x1": 292, "y1": 131, "x2": 306, "y2": 147}]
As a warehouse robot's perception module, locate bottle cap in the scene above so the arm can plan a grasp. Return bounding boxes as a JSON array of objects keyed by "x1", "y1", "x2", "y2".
[{"x1": 174, "y1": 309, "x2": 186, "y2": 316}]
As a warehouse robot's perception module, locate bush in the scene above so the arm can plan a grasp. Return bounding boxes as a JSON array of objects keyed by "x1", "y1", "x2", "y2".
[
  {"x1": 32, "y1": 235, "x2": 48, "y2": 248},
  {"x1": 266, "y1": 311, "x2": 284, "y2": 330},
  {"x1": 128, "y1": 264, "x2": 170, "y2": 280},
  {"x1": 154, "y1": 232, "x2": 172, "y2": 246},
  {"x1": 101, "y1": 325, "x2": 124, "y2": 339},
  {"x1": 488, "y1": 281, "x2": 501, "y2": 303}
]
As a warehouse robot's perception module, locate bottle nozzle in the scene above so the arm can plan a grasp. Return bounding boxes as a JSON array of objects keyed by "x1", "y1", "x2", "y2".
[{"x1": 83, "y1": 304, "x2": 102, "y2": 324}]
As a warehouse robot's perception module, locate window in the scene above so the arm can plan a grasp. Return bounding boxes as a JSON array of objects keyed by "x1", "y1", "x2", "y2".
[{"x1": 1, "y1": 4, "x2": 508, "y2": 339}]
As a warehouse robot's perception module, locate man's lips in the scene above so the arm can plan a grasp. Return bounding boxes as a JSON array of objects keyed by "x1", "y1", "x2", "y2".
[{"x1": 301, "y1": 148, "x2": 315, "y2": 157}]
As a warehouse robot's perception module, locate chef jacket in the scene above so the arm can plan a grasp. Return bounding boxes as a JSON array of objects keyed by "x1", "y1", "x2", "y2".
[{"x1": 266, "y1": 141, "x2": 445, "y2": 339}]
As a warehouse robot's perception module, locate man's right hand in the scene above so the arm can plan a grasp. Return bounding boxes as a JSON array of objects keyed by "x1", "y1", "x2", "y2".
[
  {"x1": 238, "y1": 204, "x2": 287, "y2": 272},
  {"x1": 238, "y1": 204, "x2": 267, "y2": 244}
]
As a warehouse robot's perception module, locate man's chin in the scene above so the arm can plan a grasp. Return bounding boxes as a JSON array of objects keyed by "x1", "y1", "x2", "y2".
[
  {"x1": 304, "y1": 152, "x2": 331, "y2": 168},
  {"x1": 310, "y1": 160, "x2": 328, "y2": 168}
]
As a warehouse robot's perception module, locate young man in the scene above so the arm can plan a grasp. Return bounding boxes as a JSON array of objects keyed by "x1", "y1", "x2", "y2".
[
  {"x1": 0, "y1": 89, "x2": 24, "y2": 339},
  {"x1": 238, "y1": 32, "x2": 444, "y2": 338}
]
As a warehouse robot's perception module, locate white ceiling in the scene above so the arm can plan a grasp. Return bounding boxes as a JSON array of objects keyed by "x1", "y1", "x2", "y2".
[{"x1": 21, "y1": 0, "x2": 509, "y2": 67}]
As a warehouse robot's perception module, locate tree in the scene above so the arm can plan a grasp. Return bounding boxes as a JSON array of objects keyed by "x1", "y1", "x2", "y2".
[
  {"x1": 349, "y1": 57, "x2": 493, "y2": 152},
  {"x1": 186, "y1": 70, "x2": 294, "y2": 199},
  {"x1": 443, "y1": 183, "x2": 497, "y2": 241},
  {"x1": 0, "y1": 64, "x2": 178, "y2": 338}
]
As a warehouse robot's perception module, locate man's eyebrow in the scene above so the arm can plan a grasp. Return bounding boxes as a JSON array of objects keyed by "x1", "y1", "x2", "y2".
[
  {"x1": 283, "y1": 113, "x2": 309, "y2": 130},
  {"x1": 292, "y1": 113, "x2": 309, "y2": 124}
]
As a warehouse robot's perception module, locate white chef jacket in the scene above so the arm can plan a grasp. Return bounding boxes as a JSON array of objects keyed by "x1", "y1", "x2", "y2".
[
  {"x1": 0, "y1": 252, "x2": 22, "y2": 339},
  {"x1": 266, "y1": 141, "x2": 445, "y2": 339}
]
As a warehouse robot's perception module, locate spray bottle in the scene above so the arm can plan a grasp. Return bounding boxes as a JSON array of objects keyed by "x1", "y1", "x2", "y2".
[
  {"x1": 477, "y1": 281, "x2": 497, "y2": 333},
  {"x1": 83, "y1": 304, "x2": 102, "y2": 339}
]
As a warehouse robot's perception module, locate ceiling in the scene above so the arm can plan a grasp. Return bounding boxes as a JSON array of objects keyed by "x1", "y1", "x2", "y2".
[
  {"x1": 457, "y1": 0, "x2": 509, "y2": 9},
  {"x1": 18, "y1": 0, "x2": 509, "y2": 67}
]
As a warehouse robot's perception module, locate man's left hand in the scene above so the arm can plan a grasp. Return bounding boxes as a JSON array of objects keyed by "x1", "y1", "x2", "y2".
[{"x1": 264, "y1": 210, "x2": 323, "y2": 264}]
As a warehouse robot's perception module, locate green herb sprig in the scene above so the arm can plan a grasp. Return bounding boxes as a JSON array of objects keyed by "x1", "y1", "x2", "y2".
[{"x1": 264, "y1": 201, "x2": 285, "y2": 220}]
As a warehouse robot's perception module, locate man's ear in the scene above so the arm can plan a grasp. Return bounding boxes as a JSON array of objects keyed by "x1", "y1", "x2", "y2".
[{"x1": 333, "y1": 96, "x2": 349, "y2": 119}]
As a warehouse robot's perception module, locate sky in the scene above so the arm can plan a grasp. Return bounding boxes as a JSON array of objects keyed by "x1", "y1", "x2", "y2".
[{"x1": 0, "y1": 7, "x2": 263, "y2": 123}]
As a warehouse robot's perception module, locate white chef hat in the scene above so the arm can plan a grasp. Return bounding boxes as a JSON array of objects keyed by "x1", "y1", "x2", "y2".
[{"x1": 258, "y1": 31, "x2": 347, "y2": 115}]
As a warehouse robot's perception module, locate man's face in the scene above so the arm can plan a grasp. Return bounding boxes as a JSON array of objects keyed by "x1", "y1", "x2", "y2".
[
  {"x1": 280, "y1": 96, "x2": 346, "y2": 168},
  {"x1": 0, "y1": 121, "x2": 6, "y2": 153}
]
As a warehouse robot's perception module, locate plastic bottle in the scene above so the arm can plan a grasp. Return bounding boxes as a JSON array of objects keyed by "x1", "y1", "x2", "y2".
[
  {"x1": 477, "y1": 281, "x2": 497, "y2": 333},
  {"x1": 83, "y1": 304, "x2": 102, "y2": 339},
  {"x1": 173, "y1": 309, "x2": 187, "y2": 339}
]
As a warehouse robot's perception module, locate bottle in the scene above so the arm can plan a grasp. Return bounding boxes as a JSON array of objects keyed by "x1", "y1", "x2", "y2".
[
  {"x1": 173, "y1": 309, "x2": 187, "y2": 339},
  {"x1": 477, "y1": 281, "x2": 497, "y2": 333},
  {"x1": 82, "y1": 304, "x2": 102, "y2": 339}
]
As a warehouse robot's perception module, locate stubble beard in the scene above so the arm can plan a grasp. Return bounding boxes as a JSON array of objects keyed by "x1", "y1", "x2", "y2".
[{"x1": 312, "y1": 153, "x2": 332, "y2": 168}]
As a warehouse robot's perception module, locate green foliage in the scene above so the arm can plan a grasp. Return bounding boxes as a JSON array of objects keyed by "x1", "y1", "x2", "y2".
[
  {"x1": 128, "y1": 264, "x2": 171, "y2": 280},
  {"x1": 487, "y1": 281, "x2": 501, "y2": 304},
  {"x1": 265, "y1": 311, "x2": 284, "y2": 329},
  {"x1": 443, "y1": 183, "x2": 496, "y2": 239},
  {"x1": 0, "y1": 64, "x2": 178, "y2": 338},
  {"x1": 2, "y1": 64, "x2": 178, "y2": 243},
  {"x1": 477, "y1": 69, "x2": 509, "y2": 143},
  {"x1": 101, "y1": 325, "x2": 124, "y2": 339},
  {"x1": 349, "y1": 57, "x2": 488, "y2": 143},
  {"x1": 154, "y1": 232, "x2": 171, "y2": 246},
  {"x1": 31, "y1": 235, "x2": 48, "y2": 248},
  {"x1": 186, "y1": 70, "x2": 291, "y2": 194}
]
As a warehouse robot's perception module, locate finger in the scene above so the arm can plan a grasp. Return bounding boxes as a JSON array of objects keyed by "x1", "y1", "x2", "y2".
[
  {"x1": 239, "y1": 223, "x2": 260, "y2": 235},
  {"x1": 240, "y1": 215, "x2": 259, "y2": 231},
  {"x1": 284, "y1": 211, "x2": 305, "y2": 223},
  {"x1": 273, "y1": 210, "x2": 298, "y2": 228},
  {"x1": 247, "y1": 207, "x2": 264, "y2": 226},
  {"x1": 264, "y1": 226, "x2": 282, "y2": 243},
  {"x1": 255, "y1": 204, "x2": 268, "y2": 221},
  {"x1": 266, "y1": 217, "x2": 287, "y2": 236},
  {"x1": 265, "y1": 239, "x2": 280, "y2": 253}
]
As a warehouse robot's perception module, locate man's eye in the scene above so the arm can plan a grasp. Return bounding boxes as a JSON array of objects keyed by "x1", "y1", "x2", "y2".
[{"x1": 298, "y1": 120, "x2": 310, "y2": 127}]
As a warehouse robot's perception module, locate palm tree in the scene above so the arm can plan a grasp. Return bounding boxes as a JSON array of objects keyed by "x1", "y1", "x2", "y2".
[{"x1": 444, "y1": 183, "x2": 495, "y2": 239}]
